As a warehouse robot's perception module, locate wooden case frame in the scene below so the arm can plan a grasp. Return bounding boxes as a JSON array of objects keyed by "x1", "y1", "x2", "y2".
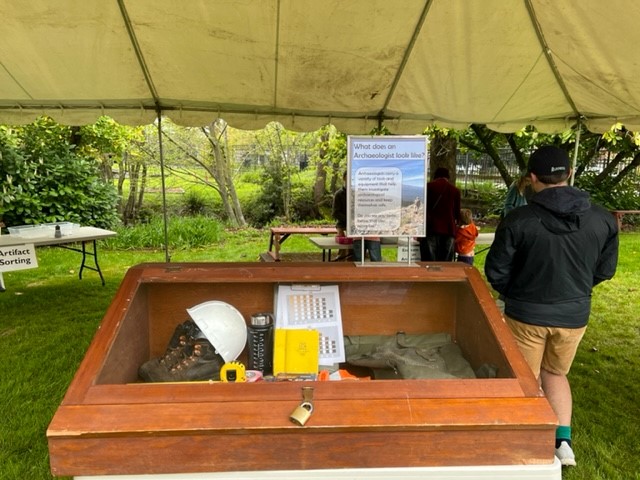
[{"x1": 47, "y1": 262, "x2": 557, "y2": 477}]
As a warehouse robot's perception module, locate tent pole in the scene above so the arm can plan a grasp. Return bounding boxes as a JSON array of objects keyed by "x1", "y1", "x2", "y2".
[
  {"x1": 156, "y1": 112, "x2": 171, "y2": 262},
  {"x1": 570, "y1": 118, "x2": 582, "y2": 186}
]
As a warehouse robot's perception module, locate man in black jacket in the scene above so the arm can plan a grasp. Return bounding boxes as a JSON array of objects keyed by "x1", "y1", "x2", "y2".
[{"x1": 485, "y1": 145, "x2": 618, "y2": 467}]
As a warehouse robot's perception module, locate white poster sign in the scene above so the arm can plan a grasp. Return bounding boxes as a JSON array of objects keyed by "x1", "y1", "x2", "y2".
[
  {"x1": 347, "y1": 136, "x2": 428, "y2": 237},
  {"x1": 397, "y1": 239, "x2": 422, "y2": 263},
  {"x1": 0, "y1": 244, "x2": 38, "y2": 272}
]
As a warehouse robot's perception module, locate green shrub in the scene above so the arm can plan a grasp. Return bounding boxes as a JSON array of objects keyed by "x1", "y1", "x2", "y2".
[
  {"x1": 242, "y1": 193, "x2": 277, "y2": 227},
  {"x1": 0, "y1": 120, "x2": 118, "y2": 229},
  {"x1": 104, "y1": 215, "x2": 223, "y2": 250},
  {"x1": 459, "y1": 180, "x2": 507, "y2": 218},
  {"x1": 576, "y1": 172, "x2": 640, "y2": 210},
  {"x1": 288, "y1": 183, "x2": 324, "y2": 222},
  {"x1": 181, "y1": 191, "x2": 211, "y2": 216}
]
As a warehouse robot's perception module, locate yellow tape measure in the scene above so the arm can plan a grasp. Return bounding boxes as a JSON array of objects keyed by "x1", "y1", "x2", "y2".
[{"x1": 220, "y1": 361, "x2": 246, "y2": 382}]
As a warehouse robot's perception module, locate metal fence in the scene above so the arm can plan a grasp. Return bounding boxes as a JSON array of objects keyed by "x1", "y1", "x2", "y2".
[
  {"x1": 456, "y1": 148, "x2": 640, "y2": 188},
  {"x1": 455, "y1": 149, "x2": 520, "y2": 189}
]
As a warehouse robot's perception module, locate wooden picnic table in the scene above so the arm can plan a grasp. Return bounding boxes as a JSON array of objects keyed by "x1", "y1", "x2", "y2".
[
  {"x1": 267, "y1": 226, "x2": 337, "y2": 261},
  {"x1": 611, "y1": 210, "x2": 640, "y2": 230}
]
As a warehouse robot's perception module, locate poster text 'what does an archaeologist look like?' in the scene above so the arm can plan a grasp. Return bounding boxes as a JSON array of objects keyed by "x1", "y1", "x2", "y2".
[{"x1": 347, "y1": 136, "x2": 428, "y2": 238}]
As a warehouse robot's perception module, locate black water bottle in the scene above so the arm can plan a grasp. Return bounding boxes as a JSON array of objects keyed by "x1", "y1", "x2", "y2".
[{"x1": 247, "y1": 313, "x2": 274, "y2": 375}]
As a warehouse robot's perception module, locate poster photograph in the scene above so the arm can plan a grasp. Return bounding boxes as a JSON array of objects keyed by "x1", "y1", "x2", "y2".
[{"x1": 347, "y1": 136, "x2": 428, "y2": 237}]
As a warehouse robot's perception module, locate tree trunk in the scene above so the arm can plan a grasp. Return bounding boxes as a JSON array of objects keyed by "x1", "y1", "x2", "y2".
[
  {"x1": 116, "y1": 151, "x2": 127, "y2": 214},
  {"x1": 99, "y1": 154, "x2": 114, "y2": 182},
  {"x1": 595, "y1": 150, "x2": 626, "y2": 184},
  {"x1": 136, "y1": 163, "x2": 147, "y2": 214},
  {"x1": 312, "y1": 131, "x2": 330, "y2": 213},
  {"x1": 222, "y1": 123, "x2": 246, "y2": 226},
  {"x1": 471, "y1": 125, "x2": 511, "y2": 185},
  {"x1": 505, "y1": 134, "x2": 527, "y2": 173},
  {"x1": 611, "y1": 151, "x2": 640, "y2": 187},
  {"x1": 205, "y1": 121, "x2": 247, "y2": 227},
  {"x1": 226, "y1": 170, "x2": 247, "y2": 226},
  {"x1": 123, "y1": 161, "x2": 140, "y2": 225},
  {"x1": 429, "y1": 131, "x2": 457, "y2": 182},
  {"x1": 212, "y1": 141, "x2": 235, "y2": 222}
]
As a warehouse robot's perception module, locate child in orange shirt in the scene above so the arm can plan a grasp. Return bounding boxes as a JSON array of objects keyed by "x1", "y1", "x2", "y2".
[{"x1": 455, "y1": 209, "x2": 479, "y2": 265}]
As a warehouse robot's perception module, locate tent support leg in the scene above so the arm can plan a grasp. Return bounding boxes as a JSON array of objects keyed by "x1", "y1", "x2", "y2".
[
  {"x1": 157, "y1": 111, "x2": 171, "y2": 263},
  {"x1": 570, "y1": 118, "x2": 582, "y2": 186}
]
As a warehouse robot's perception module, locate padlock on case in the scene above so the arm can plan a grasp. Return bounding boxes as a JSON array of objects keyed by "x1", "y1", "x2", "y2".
[
  {"x1": 289, "y1": 401, "x2": 314, "y2": 426},
  {"x1": 290, "y1": 386, "x2": 314, "y2": 426}
]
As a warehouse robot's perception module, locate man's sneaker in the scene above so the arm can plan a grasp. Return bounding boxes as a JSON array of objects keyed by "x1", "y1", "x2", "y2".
[{"x1": 555, "y1": 441, "x2": 577, "y2": 467}]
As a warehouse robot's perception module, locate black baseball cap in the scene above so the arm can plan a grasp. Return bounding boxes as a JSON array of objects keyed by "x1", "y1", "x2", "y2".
[{"x1": 528, "y1": 146, "x2": 570, "y2": 176}]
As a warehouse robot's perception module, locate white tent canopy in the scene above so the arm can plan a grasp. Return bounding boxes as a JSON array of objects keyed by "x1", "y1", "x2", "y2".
[{"x1": 2, "y1": 0, "x2": 640, "y2": 134}]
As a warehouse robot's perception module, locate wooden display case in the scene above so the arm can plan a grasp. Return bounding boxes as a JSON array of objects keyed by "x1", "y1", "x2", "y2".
[{"x1": 47, "y1": 262, "x2": 558, "y2": 477}]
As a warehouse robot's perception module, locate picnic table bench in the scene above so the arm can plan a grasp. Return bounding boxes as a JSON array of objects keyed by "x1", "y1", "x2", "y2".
[
  {"x1": 611, "y1": 210, "x2": 640, "y2": 230},
  {"x1": 308, "y1": 236, "x2": 398, "y2": 262},
  {"x1": 267, "y1": 226, "x2": 337, "y2": 261},
  {"x1": 308, "y1": 233, "x2": 496, "y2": 262}
]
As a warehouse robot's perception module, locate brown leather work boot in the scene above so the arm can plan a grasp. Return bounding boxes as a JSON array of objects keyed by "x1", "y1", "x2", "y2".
[{"x1": 139, "y1": 320, "x2": 224, "y2": 382}]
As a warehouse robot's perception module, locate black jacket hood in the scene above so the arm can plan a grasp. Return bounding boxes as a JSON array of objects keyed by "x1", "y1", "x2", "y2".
[{"x1": 530, "y1": 186, "x2": 591, "y2": 235}]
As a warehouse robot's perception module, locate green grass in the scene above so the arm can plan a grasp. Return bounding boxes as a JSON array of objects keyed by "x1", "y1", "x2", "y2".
[
  {"x1": 0, "y1": 231, "x2": 638, "y2": 479},
  {"x1": 565, "y1": 236, "x2": 640, "y2": 480}
]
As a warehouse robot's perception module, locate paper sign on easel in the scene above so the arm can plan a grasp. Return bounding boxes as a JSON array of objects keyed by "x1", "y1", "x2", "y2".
[
  {"x1": 346, "y1": 136, "x2": 428, "y2": 239},
  {"x1": 0, "y1": 244, "x2": 38, "y2": 272},
  {"x1": 397, "y1": 238, "x2": 421, "y2": 262}
]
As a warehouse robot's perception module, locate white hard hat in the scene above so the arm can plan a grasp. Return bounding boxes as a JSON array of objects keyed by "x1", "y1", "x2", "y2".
[{"x1": 186, "y1": 301, "x2": 247, "y2": 362}]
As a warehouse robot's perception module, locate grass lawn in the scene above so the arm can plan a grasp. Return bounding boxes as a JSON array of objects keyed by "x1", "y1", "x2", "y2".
[{"x1": 0, "y1": 230, "x2": 638, "y2": 479}]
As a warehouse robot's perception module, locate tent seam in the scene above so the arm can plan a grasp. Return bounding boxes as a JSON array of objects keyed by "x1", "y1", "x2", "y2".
[
  {"x1": 117, "y1": 0, "x2": 161, "y2": 109},
  {"x1": 380, "y1": 0, "x2": 435, "y2": 121},
  {"x1": 524, "y1": 0, "x2": 580, "y2": 120}
]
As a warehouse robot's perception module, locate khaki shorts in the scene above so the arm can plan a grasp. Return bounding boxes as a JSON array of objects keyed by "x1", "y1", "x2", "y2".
[{"x1": 505, "y1": 316, "x2": 586, "y2": 377}]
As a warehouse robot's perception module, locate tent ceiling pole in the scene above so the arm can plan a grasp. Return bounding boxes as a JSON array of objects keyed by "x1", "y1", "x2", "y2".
[
  {"x1": 272, "y1": 0, "x2": 282, "y2": 110},
  {"x1": 117, "y1": 0, "x2": 160, "y2": 102},
  {"x1": 156, "y1": 111, "x2": 171, "y2": 262},
  {"x1": 570, "y1": 118, "x2": 582, "y2": 186},
  {"x1": 121, "y1": 0, "x2": 168, "y2": 261}
]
